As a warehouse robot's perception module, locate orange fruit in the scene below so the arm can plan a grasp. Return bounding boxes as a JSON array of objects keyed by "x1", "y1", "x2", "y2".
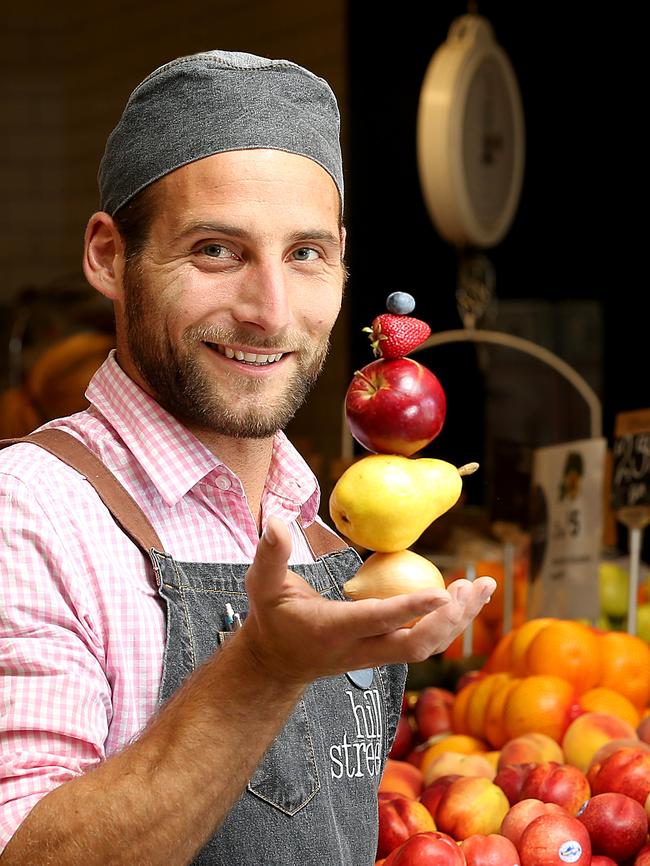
[
  {"x1": 504, "y1": 675, "x2": 577, "y2": 742},
  {"x1": 483, "y1": 630, "x2": 515, "y2": 673},
  {"x1": 451, "y1": 679, "x2": 480, "y2": 735},
  {"x1": 474, "y1": 561, "x2": 504, "y2": 628},
  {"x1": 444, "y1": 616, "x2": 495, "y2": 660},
  {"x1": 484, "y1": 677, "x2": 521, "y2": 749},
  {"x1": 578, "y1": 686, "x2": 641, "y2": 727},
  {"x1": 510, "y1": 618, "x2": 556, "y2": 675},
  {"x1": 597, "y1": 630, "x2": 650, "y2": 710},
  {"x1": 465, "y1": 673, "x2": 511, "y2": 740},
  {"x1": 524, "y1": 619, "x2": 602, "y2": 694}
]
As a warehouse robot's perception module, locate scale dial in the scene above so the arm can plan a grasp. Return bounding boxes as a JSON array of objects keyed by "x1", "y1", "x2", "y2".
[{"x1": 417, "y1": 15, "x2": 526, "y2": 248}]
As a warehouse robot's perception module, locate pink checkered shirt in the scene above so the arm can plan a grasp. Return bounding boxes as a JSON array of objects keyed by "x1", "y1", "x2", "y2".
[{"x1": 0, "y1": 351, "x2": 329, "y2": 850}]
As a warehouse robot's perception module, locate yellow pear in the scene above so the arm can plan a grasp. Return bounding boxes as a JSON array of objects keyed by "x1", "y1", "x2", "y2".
[{"x1": 329, "y1": 454, "x2": 476, "y2": 551}]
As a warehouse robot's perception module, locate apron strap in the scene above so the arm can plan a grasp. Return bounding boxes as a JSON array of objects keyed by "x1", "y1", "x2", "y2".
[
  {"x1": 0, "y1": 429, "x2": 348, "y2": 560},
  {"x1": 0, "y1": 429, "x2": 164, "y2": 554}
]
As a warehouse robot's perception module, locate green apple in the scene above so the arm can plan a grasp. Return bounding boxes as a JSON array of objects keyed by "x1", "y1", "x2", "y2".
[
  {"x1": 599, "y1": 562, "x2": 630, "y2": 619},
  {"x1": 636, "y1": 603, "x2": 650, "y2": 643}
]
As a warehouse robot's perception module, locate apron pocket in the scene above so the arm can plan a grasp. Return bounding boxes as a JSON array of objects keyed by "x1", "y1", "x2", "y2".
[{"x1": 247, "y1": 698, "x2": 320, "y2": 816}]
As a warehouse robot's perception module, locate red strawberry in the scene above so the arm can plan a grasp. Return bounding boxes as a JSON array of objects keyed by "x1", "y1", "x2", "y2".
[{"x1": 363, "y1": 314, "x2": 431, "y2": 359}]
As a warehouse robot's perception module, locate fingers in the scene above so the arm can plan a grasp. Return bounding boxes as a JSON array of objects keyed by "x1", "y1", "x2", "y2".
[
  {"x1": 340, "y1": 587, "x2": 453, "y2": 638},
  {"x1": 244, "y1": 516, "x2": 293, "y2": 605}
]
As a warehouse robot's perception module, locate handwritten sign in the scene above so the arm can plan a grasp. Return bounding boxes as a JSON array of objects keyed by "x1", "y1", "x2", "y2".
[
  {"x1": 612, "y1": 409, "x2": 650, "y2": 512},
  {"x1": 528, "y1": 438, "x2": 607, "y2": 620}
]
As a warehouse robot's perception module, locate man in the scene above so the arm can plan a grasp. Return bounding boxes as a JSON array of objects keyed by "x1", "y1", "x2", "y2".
[{"x1": 0, "y1": 50, "x2": 495, "y2": 865}]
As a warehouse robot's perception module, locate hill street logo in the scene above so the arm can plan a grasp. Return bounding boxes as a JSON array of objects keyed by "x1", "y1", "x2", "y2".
[{"x1": 330, "y1": 689, "x2": 383, "y2": 780}]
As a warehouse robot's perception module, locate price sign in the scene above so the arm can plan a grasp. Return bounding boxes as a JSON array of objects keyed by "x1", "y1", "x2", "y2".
[
  {"x1": 528, "y1": 437, "x2": 607, "y2": 620},
  {"x1": 612, "y1": 409, "x2": 650, "y2": 513},
  {"x1": 612, "y1": 409, "x2": 650, "y2": 634}
]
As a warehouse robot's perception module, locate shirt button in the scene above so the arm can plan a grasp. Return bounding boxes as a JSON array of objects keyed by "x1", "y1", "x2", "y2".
[{"x1": 216, "y1": 475, "x2": 232, "y2": 491}]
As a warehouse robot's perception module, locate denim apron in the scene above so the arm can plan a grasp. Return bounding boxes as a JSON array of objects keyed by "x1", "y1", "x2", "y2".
[{"x1": 3, "y1": 430, "x2": 407, "y2": 865}]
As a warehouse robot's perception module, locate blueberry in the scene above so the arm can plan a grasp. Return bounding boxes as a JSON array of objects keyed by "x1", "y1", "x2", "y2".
[{"x1": 386, "y1": 292, "x2": 415, "y2": 315}]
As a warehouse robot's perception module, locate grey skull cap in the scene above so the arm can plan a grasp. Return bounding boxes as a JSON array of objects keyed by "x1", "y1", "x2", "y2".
[{"x1": 98, "y1": 49, "x2": 344, "y2": 216}]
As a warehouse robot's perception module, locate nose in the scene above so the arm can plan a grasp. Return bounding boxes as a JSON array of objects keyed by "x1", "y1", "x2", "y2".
[{"x1": 233, "y1": 259, "x2": 291, "y2": 335}]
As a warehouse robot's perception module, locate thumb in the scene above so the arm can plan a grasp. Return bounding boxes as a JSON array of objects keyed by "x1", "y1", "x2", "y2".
[{"x1": 245, "y1": 516, "x2": 293, "y2": 604}]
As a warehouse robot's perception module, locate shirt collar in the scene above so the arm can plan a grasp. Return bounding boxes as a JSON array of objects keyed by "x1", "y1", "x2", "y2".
[{"x1": 86, "y1": 351, "x2": 320, "y2": 520}]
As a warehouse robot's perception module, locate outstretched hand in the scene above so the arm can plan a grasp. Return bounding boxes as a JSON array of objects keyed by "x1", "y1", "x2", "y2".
[{"x1": 241, "y1": 517, "x2": 496, "y2": 687}]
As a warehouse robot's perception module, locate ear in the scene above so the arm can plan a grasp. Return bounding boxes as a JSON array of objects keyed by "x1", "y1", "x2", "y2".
[
  {"x1": 82, "y1": 212, "x2": 126, "y2": 301},
  {"x1": 339, "y1": 225, "x2": 347, "y2": 260}
]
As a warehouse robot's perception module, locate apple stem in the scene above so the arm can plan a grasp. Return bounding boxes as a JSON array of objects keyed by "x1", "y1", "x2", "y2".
[
  {"x1": 458, "y1": 462, "x2": 480, "y2": 476},
  {"x1": 353, "y1": 370, "x2": 377, "y2": 392}
]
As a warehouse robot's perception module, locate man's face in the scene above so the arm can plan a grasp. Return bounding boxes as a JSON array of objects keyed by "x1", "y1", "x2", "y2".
[{"x1": 117, "y1": 149, "x2": 345, "y2": 439}]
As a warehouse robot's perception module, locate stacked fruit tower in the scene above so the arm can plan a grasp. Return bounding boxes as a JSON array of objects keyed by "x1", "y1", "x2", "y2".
[
  {"x1": 331, "y1": 295, "x2": 650, "y2": 866},
  {"x1": 330, "y1": 292, "x2": 478, "y2": 602}
]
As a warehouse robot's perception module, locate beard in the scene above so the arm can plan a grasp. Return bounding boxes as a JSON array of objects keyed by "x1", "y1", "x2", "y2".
[{"x1": 122, "y1": 264, "x2": 331, "y2": 438}]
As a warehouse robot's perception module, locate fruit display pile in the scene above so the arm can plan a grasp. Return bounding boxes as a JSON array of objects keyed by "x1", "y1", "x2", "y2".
[{"x1": 377, "y1": 616, "x2": 650, "y2": 865}]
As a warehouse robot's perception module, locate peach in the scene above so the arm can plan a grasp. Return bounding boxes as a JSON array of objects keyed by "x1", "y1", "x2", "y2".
[
  {"x1": 589, "y1": 746, "x2": 650, "y2": 806},
  {"x1": 635, "y1": 843, "x2": 650, "y2": 865},
  {"x1": 414, "y1": 687, "x2": 455, "y2": 740},
  {"x1": 519, "y1": 761, "x2": 590, "y2": 815},
  {"x1": 561, "y1": 711, "x2": 637, "y2": 773},
  {"x1": 587, "y1": 736, "x2": 649, "y2": 773},
  {"x1": 423, "y1": 751, "x2": 495, "y2": 787},
  {"x1": 500, "y1": 798, "x2": 569, "y2": 849},
  {"x1": 379, "y1": 759, "x2": 424, "y2": 799},
  {"x1": 461, "y1": 832, "x2": 521, "y2": 865},
  {"x1": 389, "y1": 715, "x2": 416, "y2": 760},
  {"x1": 637, "y1": 714, "x2": 650, "y2": 745},
  {"x1": 493, "y1": 762, "x2": 536, "y2": 805},
  {"x1": 377, "y1": 793, "x2": 436, "y2": 859},
  {"x1": 435, "y1": 776, "x2": 510, "y2": 840},
  {"x1": 576, "y1": 791, "x2": 648, "y2": 862},
  {"x1": 419, "y1": 774, "x2": 462, "y2": 822},
  {"x1": 382, "y1": 831, "x2": 466, "y2": 865},
  {"x1": 497, "y1": 732, "x2": 564, "y2": 770},
  {"x1": 519, "y1": 812, "x2": 591, "y2": 866}
]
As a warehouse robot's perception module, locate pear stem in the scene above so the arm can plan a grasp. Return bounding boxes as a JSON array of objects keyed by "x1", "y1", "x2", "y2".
[{"x1": 458, "y1": 462, "x2": 479, "y2": 476}]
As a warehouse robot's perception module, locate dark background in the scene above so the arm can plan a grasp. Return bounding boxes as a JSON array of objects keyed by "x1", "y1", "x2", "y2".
[{"x1": 344, "y1": 3, "x2": 643, "y2": 550}]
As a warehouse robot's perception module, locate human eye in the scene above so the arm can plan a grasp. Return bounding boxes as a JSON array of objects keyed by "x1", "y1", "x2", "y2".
[
  {"x1": 291, "y1": 247, "x2": 320, "y2": 262},
  {"x1": 199, "y1": 243, "x2": 237, "y2": 259}
]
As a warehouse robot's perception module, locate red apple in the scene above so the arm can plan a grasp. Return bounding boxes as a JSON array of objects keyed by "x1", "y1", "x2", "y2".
[
  {"x1": 589, "y1": 746, "x2": 650, "y2": 806},
  {"x1": 635, "y1": 843, "x2": 650, "y2": 865},
  {"x1": 435, "y1": 777, "x2": 510, "y2": 840},
  {"x1": 461, "y1": 833, "x2": 521, "y2": 865},
  {"x1": 345, "y1": 358, "x2": 446, "y2": 456},
  {"x1": 414, "y1": 687, "x2": 455, "y2": 740},
  {"x1": 419, "y1": 774, "x2": 462, "y2": 821},
  {"x1": 519, "y1": 761, "x2": 591, "y2": 815},
  {"x1": 519, "y1": 813, "x2": 591, "y2": 866},
  {"x1": 494, "y1": 761, "x2": 537, "y2": 805},
  {"x1": 377, "y1": 793, "x2": 437, "y2": 859},
  {"x1": 500, "y1": 798, "x2": 570, "y2": 850},
  {"x1": 382, "y1": 831, "x2": 467, "y2": 865},
  {"x1": 390, "y1": 715, "x2": 416, "y2": 760},
  {"x1": 576, "y1": 792, "x2": 648, "y2": 862}
]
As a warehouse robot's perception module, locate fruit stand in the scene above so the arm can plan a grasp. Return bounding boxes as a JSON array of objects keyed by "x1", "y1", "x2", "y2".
[{"x1": 326, "y1": 13, "x2": 650, "y2": 862}]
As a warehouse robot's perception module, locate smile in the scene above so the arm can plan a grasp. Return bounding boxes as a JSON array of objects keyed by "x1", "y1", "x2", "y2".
[{"x1": 205, "y1": 343, "x2": 286, "y2": 366}]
